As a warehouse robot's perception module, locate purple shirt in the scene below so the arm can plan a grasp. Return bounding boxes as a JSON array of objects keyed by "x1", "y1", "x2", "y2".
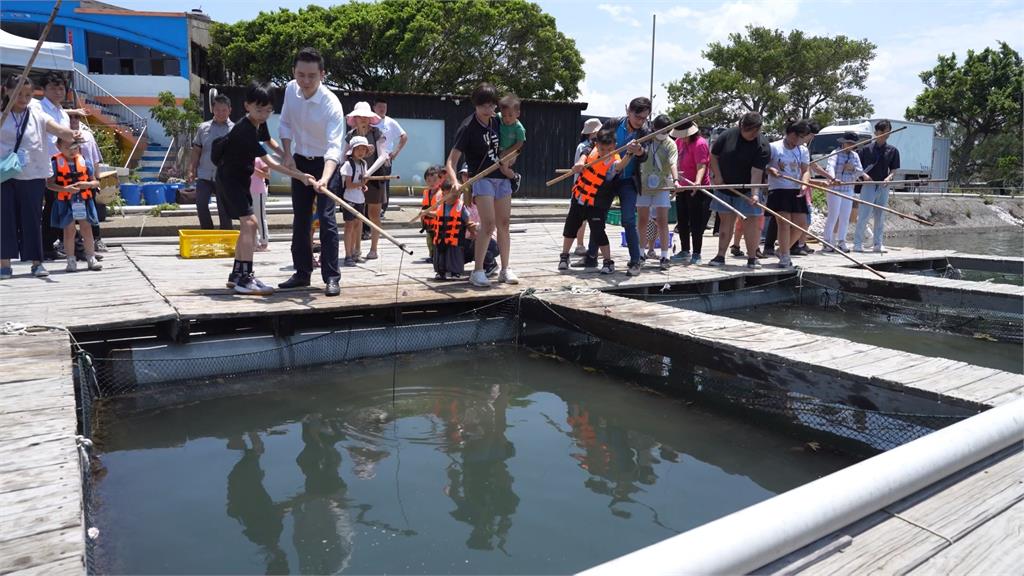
[{"x1": 677, "y1": 136, "x2": 710, "y2": 185}]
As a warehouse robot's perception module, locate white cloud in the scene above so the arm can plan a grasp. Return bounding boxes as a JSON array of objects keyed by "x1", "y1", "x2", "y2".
[
  {"x1": 657, "y1": 0, "x2": 802, "y2": 41},
  {"x1": 597, "y1": 4, "x2": 641, "y2": 27},
  {"x1": 863, "y1": 9, "x2": 1024, "y2": 118}
]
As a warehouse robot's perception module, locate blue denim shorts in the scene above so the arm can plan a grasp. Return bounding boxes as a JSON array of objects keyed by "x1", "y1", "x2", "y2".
[
  {"x1": 712, "y1": 190, "x2": 763, "y2": 217},
  {"x1": 472, "y1": 177, "x2": 513, "y2": 199}
]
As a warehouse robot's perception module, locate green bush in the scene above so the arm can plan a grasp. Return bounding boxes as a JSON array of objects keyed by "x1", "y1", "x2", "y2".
[{"x1": 93, "y1": 126, "x2": 124, "y2": 167}]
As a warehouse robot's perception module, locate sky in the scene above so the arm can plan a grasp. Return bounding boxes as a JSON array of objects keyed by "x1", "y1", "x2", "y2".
[{"x1": 115, "y1": 0, "x2": 1022, "y2": 120}]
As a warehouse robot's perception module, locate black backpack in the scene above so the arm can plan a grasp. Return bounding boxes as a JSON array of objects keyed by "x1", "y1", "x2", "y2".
[{"x1": 210, "y1": 134, "x2": 229, "y2": 167}]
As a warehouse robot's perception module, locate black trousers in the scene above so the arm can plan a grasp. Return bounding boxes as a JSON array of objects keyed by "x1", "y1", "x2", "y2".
[
  {"x1": 196, "y1": 178, "x2": 232, "y2": 230},
  {"x1": 290, "y1": 155, "x2": 339, "y2": 283},
  {"x1": 675, "y1": 192, "x2": 711, "y2": 254},
  {"x1": 41, "y1": 188, "x2": 59, "y2": 254},
  {"x1": 765, "y1": 215, "x2": 777, "y2": 249}
]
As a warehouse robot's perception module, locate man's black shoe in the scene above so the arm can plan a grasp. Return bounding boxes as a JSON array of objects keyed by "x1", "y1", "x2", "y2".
[
  {"x1": 570, "y1": 255, "x2": 599, "y2": 269},
  {"x1": 325, "y1": 278, "x2": 341, "y2": 296},
  {"x1": 278, "y1": 274, "x2": 311, "y2": 289}
]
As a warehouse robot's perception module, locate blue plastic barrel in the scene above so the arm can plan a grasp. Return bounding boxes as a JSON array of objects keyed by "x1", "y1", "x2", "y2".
[
  {"x1": 164, "y1": 183, "x2": 181, "y2": 204},
  {"x1": 120, "y1": 183, "x2": 142, "y2": 206},
  {"x1": 141, "y1": 182, "x2": 165, "y2": 205}
]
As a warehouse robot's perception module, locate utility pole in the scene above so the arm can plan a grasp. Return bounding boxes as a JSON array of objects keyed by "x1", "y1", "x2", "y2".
[{"x1": 649, "y1": 13, "x2": 656, "y2": 104}]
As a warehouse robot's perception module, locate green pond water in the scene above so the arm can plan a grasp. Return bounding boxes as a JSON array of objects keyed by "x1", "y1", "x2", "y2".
[
  {"x1": 92, "y1": 346, "x2": 853, "y2": 575},
  {"x1": 720, "y1": 303, "x2": 1022, "y2": 374}
]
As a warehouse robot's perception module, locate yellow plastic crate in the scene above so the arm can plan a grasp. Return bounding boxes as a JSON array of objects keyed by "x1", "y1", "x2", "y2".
[{"x1": 178, "y1": 229, "x2": 239, "y2": 259}]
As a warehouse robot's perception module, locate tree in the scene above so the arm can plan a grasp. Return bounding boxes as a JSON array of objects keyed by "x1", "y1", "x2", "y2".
[
  {"x1": 210, "y1": 0, "x2": 584, "y2": 100},
  {"x1": 149, "y1": 91, "x2": 202, "y2": 178},
  {"x1": 665, "y1": 26, "x2": 875, "y2": 134},
  {"x1": 906, "y1": 42, "x2": 1023, "y2": 185}
]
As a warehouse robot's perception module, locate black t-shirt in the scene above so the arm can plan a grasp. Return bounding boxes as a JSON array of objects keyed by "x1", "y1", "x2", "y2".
[
  {"x1": 452, "y1": 113, "x2": 506, "y2": 179},
  {"x1": 710, "y1": 126, "x2": 771, "y2": 184},
  {"x1": 858, "y1": 142, "x2": 900, "y2": 181},
  {"x1": 217, "y1": 117, "x2": 270, "y2": 182}
]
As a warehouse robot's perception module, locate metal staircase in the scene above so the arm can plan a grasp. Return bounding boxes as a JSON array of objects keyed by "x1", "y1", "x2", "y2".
[{"x1": 71, "y1": 69, "x2": 162, "y2": 169}]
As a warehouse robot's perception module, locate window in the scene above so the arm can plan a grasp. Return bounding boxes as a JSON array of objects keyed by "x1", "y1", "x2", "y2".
[
  {"x1": 84, "y1": 31, "x2": 181, "y2": 76},
  {"x1": 0, "y1": 21, "x2": 66, "y2": 43}
]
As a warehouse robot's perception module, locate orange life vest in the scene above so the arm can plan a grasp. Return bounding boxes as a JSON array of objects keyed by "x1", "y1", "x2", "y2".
[
  {"x1": 430, "y1": 201, "x2": 463, "y2": 247},
  {"x1": 53, "y1": 154, "x2": 94, "y2": 201},
  {"x1": 571, "y1": 149, "x2": 617, "y2": 206}
]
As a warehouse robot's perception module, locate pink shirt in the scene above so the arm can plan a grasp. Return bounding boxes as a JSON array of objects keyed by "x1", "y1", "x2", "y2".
[
  {"x1": 676, "y1": 136, "x2": 711, "y2": 185},
  {"x1": 250, "y1": 157, "x2": 268, "y2": 195}
]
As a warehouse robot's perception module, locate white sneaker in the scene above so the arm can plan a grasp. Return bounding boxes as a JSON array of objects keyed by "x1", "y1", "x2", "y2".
[
  {"x1": 469, "y1": 270, "x2": 491, "y2": 287},
  {"x1": 573, "y1": 246, "x2": 588, "y2": 256},
  {"x1": 498, "y1": 269, "x2": 519, "y2": 284},
  {"x1": 822, "y1": 245, "x2": 835, "y2": 253},
  {"x1": 66, "y1": 257, "x2": 78, "y2": 273},
  {"x1": 645, "y1": 249, "x2": 657, "y2": 260},
  {"x1": 87, "y1": 256, "x2": 103, "y2": 271},
  {"x1": 234, "y1": 275, "x2": 274, "y2": 296},
  {"x1": 838, "y1": 242, "x2": 850, "y2": 253},
  {"x1": 873, "y1": 245, "x2": 888, "y2": 253},
  {"x1": 853, "y1": 245, "x2": 865, "y2": 253},
  {"x1": 31, "y1": 263, "x2": 49, "y2": 277}
]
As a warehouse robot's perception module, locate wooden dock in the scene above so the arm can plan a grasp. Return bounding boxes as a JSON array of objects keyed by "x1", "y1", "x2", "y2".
[
  {"x1": 528, "y1": 289, "x2": 1023, "y2": 414},
  {"x1": 755, "y1": 444, "x2": 1024, "y2": 575},
  {"x1": 0, "y1": 220, "x2": 1019, "y2": 575},
  {"x1": 802, "y1": 265, "x2": 1024, "y2": 315},
  {"x1": 0, "y1": 330, "x2": 82, "y2": 575}
]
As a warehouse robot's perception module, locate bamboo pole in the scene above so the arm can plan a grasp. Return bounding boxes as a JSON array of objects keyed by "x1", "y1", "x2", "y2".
[
  {"x1": 410, "y1": 150, "x2": 519, "y2": 222},
  {"x1": 546, "y1": 103, "x2": 724, "y2": 187},
  {"x1": 812, "y1": 126, "x2": 907, "y2": 165},
  {"x1": 315, "y1": 185, "x2": 414, "y2": 255},
  {"x1": 0, "y1": 0, "x2": 63, "y2": 127},
  {"x1": 778, "y1": 174, "x2": 935, "y2": 226},
  {"x1": 674, "y1": 176, "x2": 747, "y2": 220},
  {"x1": 658, "y1": 183, "x2": 769, "y2": 192},
  {"x1": 860, "y1": 178, "x2": 948, "y2": 186},
  {"x1": 366, "y1": 175, "x2": 399, "y2": 181},
  {"x1": 721, "y1": 187, "x2": 886, "y2": 279}
]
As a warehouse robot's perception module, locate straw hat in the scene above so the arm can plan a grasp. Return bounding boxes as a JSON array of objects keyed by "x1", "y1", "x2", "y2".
[
  {"x1": 581, "y1": 118, "x2": 602, "y2": 135},
  {"x1": 347, "y1": 135, "x2": 372, "y2": 155},
  {"x1": 670, "y1": 121, "x2": 699, "y2": 139},
  {"x1": 346, "y1": 101, "x2": 381, "y2": 127},
  {"x1": 837, "y1": 131, "x2": 860, "y2": 144}
]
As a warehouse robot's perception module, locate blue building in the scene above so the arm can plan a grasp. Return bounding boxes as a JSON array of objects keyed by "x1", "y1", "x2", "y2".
[{"x1": 2, "y1": 0, "x2": 215, "y2": 167}]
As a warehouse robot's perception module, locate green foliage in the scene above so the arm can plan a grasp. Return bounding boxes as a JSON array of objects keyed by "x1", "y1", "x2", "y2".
[
  {"x1": 149, "y1": 91, "x2": 202, "y2": 176},
  {"x1": 665, "y1": 26, "x2": 875, "y2": 134},
  {"x1": 906, "y1": 42, "x2": 1023, "y2": 185},
  {"x1": 210, "y1": 0, "x2": 584, "y2": 100},
  {"x1": 92, "y1": 125, "x2": 124, "y2": 167},
  {"x1": 147, "y1": 203, "x2": 179, "y2": 216}
]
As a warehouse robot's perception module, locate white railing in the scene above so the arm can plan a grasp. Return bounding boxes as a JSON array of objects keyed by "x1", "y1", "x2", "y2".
[
  {"x1": 158, "y1": 136, "x2": 175, "y2": 177},
  {"x1": 72, "y1": 69, "x2": 147, "y2": 135},
  {"x1": 124, "y1": 123, "x2": 147, "y2": 169}
]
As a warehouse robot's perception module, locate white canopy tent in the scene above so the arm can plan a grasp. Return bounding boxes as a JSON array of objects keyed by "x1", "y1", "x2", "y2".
[{"x1": 0, "y1": 30, "x2": 76, "y2": 71}]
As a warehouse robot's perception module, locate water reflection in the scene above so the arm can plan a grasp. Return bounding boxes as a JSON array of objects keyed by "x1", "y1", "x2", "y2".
[{"x1": 95, "y1": 348, "x2": 852, "y2": 574}]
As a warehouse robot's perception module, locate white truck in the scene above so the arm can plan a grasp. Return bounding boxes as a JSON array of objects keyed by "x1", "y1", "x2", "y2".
[{"x1": 810, "y1": 119, "x2": 951, "y2": 189}]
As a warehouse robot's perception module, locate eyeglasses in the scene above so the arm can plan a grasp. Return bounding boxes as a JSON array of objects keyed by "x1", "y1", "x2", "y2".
[{"x1": 629, "y1": 110, "x2": 651, "y2": 120}]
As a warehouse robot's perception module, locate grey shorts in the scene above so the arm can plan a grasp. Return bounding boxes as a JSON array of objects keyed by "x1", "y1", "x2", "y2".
[{"x1": 472, "y1": 177, "x2": 513, "y2": 200}]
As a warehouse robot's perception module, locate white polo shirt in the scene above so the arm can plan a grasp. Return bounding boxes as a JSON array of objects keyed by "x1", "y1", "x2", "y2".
[
  {"x1": 377, "y1": 115, "x2": 406, "y2": 156},
  {"x1": 278, "y1": 80, "x2": 346, "y2": 164}
]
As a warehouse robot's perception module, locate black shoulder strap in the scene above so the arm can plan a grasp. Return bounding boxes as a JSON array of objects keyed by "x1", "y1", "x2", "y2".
[{"x1": 13, "y1": 110, "x2": 31, "y2": 153}]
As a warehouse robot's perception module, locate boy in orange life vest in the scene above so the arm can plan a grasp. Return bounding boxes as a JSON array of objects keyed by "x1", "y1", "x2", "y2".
[
  {"x1": 559, "y1": 129, "x2": 633, "y2": 274},
  {"x1": 48, "y1": 137, "x2": 102, "y2": 272},
  {"x1": 419, "y1": 165, "x2": 445, "y2": 263},
  {"x1": 431, "y1": 179, "x2": 472, "y2": 280}
]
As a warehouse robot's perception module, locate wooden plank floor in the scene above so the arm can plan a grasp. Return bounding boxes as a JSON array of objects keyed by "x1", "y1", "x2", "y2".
[
  {"x1": 114, "y1": 222, "x2": 956, "y2": 323},
  {"x1": 755, "y1": 445, "x2": 1024, "y2": 575},
  {"x1": 0, "y1": 331, "x2": 83, "y2": 575},
  {"x1": 802, "y1": 265, "x2": 1024, "y2": 315},
  {"x1": 533, "y1": 289, "x2": 1024, "y2": 410}
]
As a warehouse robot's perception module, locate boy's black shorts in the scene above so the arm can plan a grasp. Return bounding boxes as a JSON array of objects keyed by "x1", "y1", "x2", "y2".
[{"x1": 215, "y1": 174, "x2": 254, "y2": 219}]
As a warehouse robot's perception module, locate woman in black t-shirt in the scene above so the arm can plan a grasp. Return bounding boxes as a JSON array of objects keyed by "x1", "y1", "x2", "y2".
[
  {"x1": 444, "y1": 83, "x2": 517, "y2": 288},
  {"x1": 216, "y1": 82, "x2": 317, "y2": 296}
]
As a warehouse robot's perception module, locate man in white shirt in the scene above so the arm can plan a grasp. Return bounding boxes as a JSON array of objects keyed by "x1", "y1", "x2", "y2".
[
  {"x1": 36, "y1": 73, "x2": 80, "y2": 259},
  {"x1": 371, "y1": 97, "x2": 408, "y2": 219},
  {"x1": 277, "y1": 47, "x2": 346, "y2": 296}
]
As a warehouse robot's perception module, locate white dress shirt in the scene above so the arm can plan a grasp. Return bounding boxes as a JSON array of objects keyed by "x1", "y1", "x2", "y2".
[
  {"x1": 277, "y1": 80, "x2": 345, "y2": 164},
  {"x1": 377, "y1": 116, "x2": 406, "y2": 156},
  {"x1": 78, "y1": 127, "x2": 102, "y2": 167},
  {"x1": 35, "y1": 97, "x2": 70, "y2": 156}
]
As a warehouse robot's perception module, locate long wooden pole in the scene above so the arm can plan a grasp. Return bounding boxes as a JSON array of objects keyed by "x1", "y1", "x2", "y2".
[
  {"x1": 721, "y1": 187, "x2": 886, "y2": 279},
  {"x1": 812, "y1": 126, "x2": 907, "y2": 165},
  {"x1": 778, "y1": 174, "x2": 935, "y2": 226},
  {"x1": 659, "y1": 183, "x2": 769, "y2": 192},
  {"x1": 410, "y1": 150, "x2": 519, "y2": 222},
  {"x1": 0, "y1": 0, "x2": 63, "y2": 127},
  {"x1": 674, "y1": 176, "x2": 747, "y2": 220},
  {"x1": 546, "y1": 103, "x2": 724, "y2": 187},
  {"x1": 315, "y1": 186, "x2": 414, "y2": 255}
]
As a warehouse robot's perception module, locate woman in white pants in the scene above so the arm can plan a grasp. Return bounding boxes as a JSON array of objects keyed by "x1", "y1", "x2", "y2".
[{"x1": 823, "y1": 132, "x2": 866, "y2": 252}]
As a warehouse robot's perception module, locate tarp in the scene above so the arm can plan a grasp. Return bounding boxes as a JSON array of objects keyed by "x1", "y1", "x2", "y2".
[{"x1": 0, "y1": 30, "x2": 76, "y2": 71}]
